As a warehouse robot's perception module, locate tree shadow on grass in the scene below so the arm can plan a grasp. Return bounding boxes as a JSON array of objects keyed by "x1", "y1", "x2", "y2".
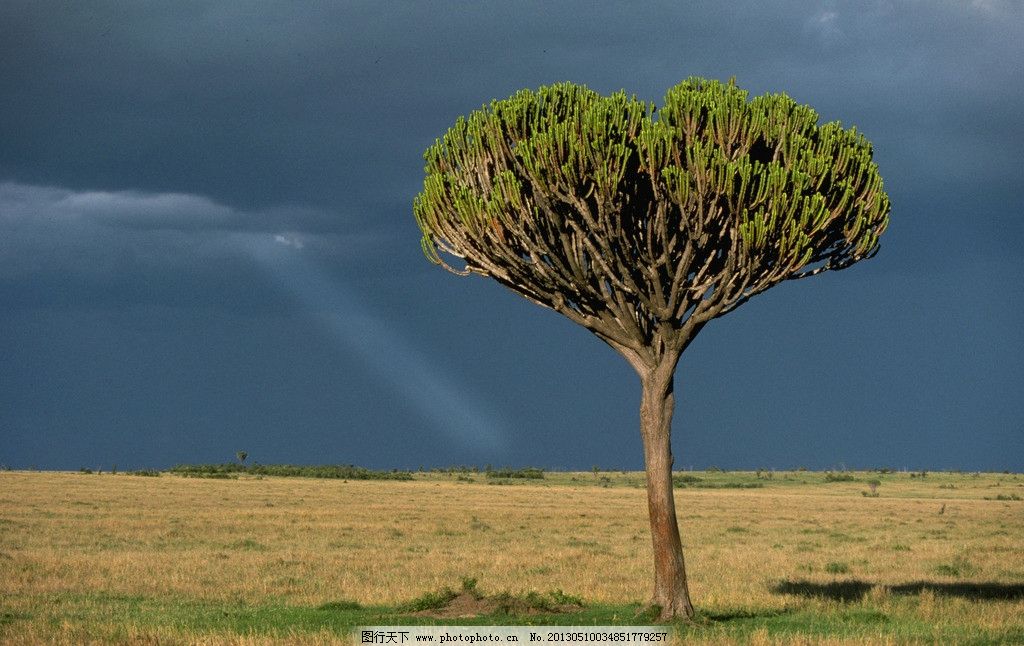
[
  {"x1": 700, "y1": 608, "x2": 792, "y2": 622},
  {"x1": 772, "y1": 580, "x2": 1024, "y2": 602}
]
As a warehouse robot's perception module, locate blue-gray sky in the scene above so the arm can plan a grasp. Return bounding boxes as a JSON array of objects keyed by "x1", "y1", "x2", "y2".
[{"x1": 1, "y1": 1, "x2": 1021, "y2": 472}]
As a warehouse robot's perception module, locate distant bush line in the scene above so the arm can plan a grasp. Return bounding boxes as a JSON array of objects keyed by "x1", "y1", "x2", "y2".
[
  {"x1": 169, "y1": 464, "x2": 414, "y2": 480},
  {"x1": 485, "y1": 467, "x2": 545, "y2": 479}
]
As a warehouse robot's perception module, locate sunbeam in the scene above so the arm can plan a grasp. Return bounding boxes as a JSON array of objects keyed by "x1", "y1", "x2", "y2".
[{"x1": 236, "y1": 233, "x2": 507, "y2": 456}]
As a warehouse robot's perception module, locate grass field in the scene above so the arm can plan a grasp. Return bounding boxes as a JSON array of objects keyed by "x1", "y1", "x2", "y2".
[{"x1": 1, "y1": 468, "x2": 1022, "y2": 644}]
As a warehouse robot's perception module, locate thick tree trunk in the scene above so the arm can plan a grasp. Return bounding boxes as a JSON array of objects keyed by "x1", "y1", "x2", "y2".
[{"x1": 639, "y1": 360, "x2": 695, "y2": 621}]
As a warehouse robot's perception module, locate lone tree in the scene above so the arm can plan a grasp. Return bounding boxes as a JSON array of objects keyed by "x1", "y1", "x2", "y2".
[{"x1": 413, "y1": 77, "x2": 890, "y2": 619}]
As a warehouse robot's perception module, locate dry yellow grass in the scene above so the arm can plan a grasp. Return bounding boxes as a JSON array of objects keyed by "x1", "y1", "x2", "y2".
[{"x1": 1, "y1": 469, "x2": 1022, "y2": 644}]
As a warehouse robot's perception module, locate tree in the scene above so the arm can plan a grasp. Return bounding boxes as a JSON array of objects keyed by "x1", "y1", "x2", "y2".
[
  {"x1": 413, "y1": 77, "x2": 890, "y2": 619},
  {"x1": 236, "y1": 451, "x2": 248, "y2": 465}
]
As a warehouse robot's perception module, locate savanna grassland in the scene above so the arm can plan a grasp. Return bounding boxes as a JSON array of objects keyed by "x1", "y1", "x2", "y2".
[{"x1": 1, "y1": 468, "x2": 1022, "y2": 645}]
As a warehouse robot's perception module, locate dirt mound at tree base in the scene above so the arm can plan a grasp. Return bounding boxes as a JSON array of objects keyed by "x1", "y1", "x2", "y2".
[{"x1": 403, "y1": 581, "x2": 584, "y2": 619}]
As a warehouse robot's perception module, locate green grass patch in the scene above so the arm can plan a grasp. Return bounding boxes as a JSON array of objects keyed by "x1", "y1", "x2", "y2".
[
  {"x1": 8, "y1": 587, "x2": 1024, "y2": 645},
  {"x1": 932, "y1": 557, "x2": 975, "y2": 578},
  {"x1": 825, "y1": 562, "x2": 851, "y2": 574},
  {"x1": 317, "y1": 600, "x2": 362, "y2": 611}
]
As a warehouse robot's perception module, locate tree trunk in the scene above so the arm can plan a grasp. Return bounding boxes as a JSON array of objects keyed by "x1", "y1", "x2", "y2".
[{"x1": 639, "y1": 360, "x2": 695, "y2": 621}]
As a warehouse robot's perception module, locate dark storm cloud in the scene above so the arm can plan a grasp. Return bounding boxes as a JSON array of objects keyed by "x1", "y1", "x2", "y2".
[
  {"x1": 0, "y1": 181, "x2": 389, "y2": 310},
  {"x1": 1, "y1": 1, "x2": 1021, "y2": 470},
  {"x1": 2, "y1": 1, "x2": 1020, "y2": 222}
]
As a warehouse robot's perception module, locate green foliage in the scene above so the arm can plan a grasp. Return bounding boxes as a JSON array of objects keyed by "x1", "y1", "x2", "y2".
[
  {"x1": 414, "y1": 77, "x2": 890, "y2": 337},
  {"x1": 862, "y1": 478, "x2": 881, "y2": 496},
  {"x1": 673, "y1": 474, "x2": 704, "y2": 485},
  {"x1": 169, "y1": 463, "x2": 413, "y2": 481},
  {"x1": 824, "y1": 472, "x2": 856, "y2": 482},
  {"x1": 398, "y1": 587, "x2": 460, "y2": 612},
  {"x1": 127, "y1": 469, "x2": 161, "y2": 477},
  {"x1": 548, "y1": 589, "x2": 584, "y2": 606},
  {"x1": 673, "y1": 473, "x2": 763, "y2": 489},
  {"x1": 485, "y1": 467, "x2": 545, "y2": 479},
  {"x1": 460, "y1": 576, "x2": 481, "y2": 598},
  {"x1": 430, "y1": 465, "x2": 479, "y2": 474}
]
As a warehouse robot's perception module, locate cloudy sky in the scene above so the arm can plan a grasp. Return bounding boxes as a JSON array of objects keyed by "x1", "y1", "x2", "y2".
[{"x1": 2, "y1": 1, "x2": 1021, "y2": 472}]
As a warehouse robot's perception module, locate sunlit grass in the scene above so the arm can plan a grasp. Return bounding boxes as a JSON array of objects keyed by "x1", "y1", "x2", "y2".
[{"x1": 1, "y1": 469, "x2": 1022, "y2": 644}]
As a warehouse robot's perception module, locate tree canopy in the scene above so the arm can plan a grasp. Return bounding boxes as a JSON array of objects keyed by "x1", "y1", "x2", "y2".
[{"x1": 414, "y1": 78, "x2": 890, "y2": 369}]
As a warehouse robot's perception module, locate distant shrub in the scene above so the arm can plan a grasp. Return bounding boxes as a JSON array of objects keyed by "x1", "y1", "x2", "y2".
[
  {"x1": 825, "y1": 472, "x2": 856, "y2": 483},
  {"x1": 127, "y1": 469, "x2": 160, "y2": 477},
  {"x1": 862, "y1": 479, "x2": 881, "y2": 496},
  {"x1": 169, "y1": 463, "x2": 413, "y2": 480},
  {"x1": 431, "y1": 465, "x2": 478, "y2": 474},
  {"x1": 78, "y1": 468, "x2": 93, "y2": 474},
  {"x1": 485, "y1": 467, "x2": 544, "y2": 479},
  {"x1": 686, "y1": 481, "x2": 763, "y2": 489},
  {"x1": 673, "y1": 474, "x2": 703, "y2": 486}
]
